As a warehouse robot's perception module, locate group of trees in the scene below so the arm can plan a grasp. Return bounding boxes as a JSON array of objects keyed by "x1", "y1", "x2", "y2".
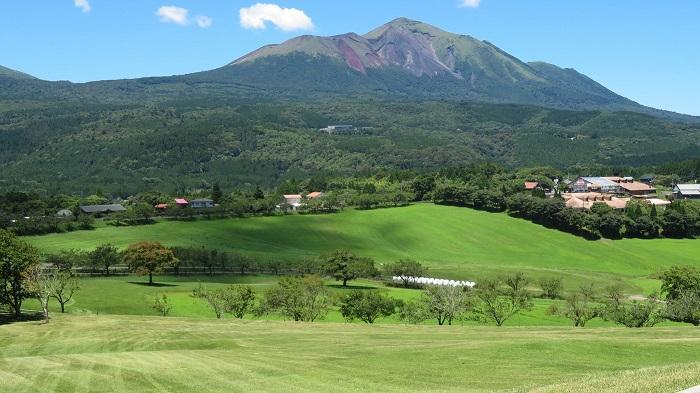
[
  {"x1": 431, "y1": 174, "x2": 700, "y2": 240},
  {"x1": 1, "y1": 230, "x2": 80, "y2": 322},
  {"x1": 5, "y1": 159, "x2": 700, "y2": 240}
]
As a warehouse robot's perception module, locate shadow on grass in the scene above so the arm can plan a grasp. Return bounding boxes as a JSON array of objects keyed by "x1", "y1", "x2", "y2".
[
  {"x1": 327, "y1": 284, "x2": 378, "y2": 290},
  {"x1": 0, "y1": 312, "x2": 44, "y2": 326},
  {"x1": 128, "y1": 282, "x2": 179, "y2": 288}
]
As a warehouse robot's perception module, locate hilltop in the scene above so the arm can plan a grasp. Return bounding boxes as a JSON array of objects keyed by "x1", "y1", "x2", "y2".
[{"x1": 211, "y1": 17, "x2": 639, "y2": 113}]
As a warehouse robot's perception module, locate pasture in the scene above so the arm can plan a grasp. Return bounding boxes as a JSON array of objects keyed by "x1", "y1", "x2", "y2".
[
  {"x1": 20, "y1": 275, "x2": 626, "y2": 327},
  {"x1": 1, "y1": 314, "x2": 699, "y2": 393},
  {"x1": 26, "y1": 204, "x2": 700, "y2": 294}
]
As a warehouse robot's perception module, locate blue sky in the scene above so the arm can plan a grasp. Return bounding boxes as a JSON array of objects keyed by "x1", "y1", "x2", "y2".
[{"x1": 1, "y1": 1, "x2": 698, "y2": 115}]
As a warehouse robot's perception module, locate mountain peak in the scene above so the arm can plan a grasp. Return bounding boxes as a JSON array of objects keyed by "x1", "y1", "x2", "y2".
[{"x1": 216, "y1": 18, "x2": 637, "y2": 112}]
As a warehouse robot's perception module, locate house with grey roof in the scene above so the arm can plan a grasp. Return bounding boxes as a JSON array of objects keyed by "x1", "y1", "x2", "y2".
[
  {"x1": 569, "y1": 177, "x2": 623, "y2": 194},
  {"x1": 79, "y1": 204, "x2": 127, "y2": 215},
  {"x1": 672, "y1": 184, "x2": 700, "y2": 200}
]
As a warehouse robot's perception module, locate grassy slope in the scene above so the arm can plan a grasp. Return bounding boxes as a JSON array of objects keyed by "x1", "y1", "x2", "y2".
[
  {"x1": 1, "y1": 314, "x2": 699, "y2": 393},
  {"x1": 26, "y1": 204, "x2": 700, "y2": 293}
]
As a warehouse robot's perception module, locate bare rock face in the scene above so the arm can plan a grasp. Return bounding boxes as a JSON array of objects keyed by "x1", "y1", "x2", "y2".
[
  {"x1": 234, "y1": 18, "x2": 477, "y2": 78},
  {"x1": 224, "y1": 17, "x2": 638, "y2": 112}
]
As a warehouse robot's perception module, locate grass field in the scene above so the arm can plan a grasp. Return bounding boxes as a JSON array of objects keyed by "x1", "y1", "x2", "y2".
[
  {"x1": 26, "y1": 204, "x2": 700, "y2": 294},
  {"x1": 21, "y1": 274, "x2": 639, "y2": 327},
  {"x1": 1, "y1": 314, "x2": 699, "y2": 393}
]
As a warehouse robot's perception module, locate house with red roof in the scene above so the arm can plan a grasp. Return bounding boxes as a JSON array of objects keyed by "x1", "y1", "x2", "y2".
[{"x1": 524, "y1": 182, "x2": 539, "y2": 191}]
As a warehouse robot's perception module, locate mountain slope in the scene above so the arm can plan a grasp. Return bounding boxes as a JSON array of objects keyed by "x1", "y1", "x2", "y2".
[
  {"x1": 0, "y1": 65, "x2": 36, "y2": 80},
  {"x1": 208, "y1": 18, "x2": 638, "y2": 113}
]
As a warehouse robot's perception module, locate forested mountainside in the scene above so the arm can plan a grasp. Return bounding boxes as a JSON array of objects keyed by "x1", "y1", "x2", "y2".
[
  {"x1": 1, "y1": 96, "x2": 699, "y2": 195},
  {"x1": 1, "y1": 18, "x2": 699, "y2": 194}
]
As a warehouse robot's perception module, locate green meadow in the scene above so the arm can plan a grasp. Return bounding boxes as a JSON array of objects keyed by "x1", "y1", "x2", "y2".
[
  {"x1": 26, "y1": 204, "x2": 700, "y2": 294},
  {"x1": 1, "y1": 314, "x2": 699, "y2": 393},
  {"x1": 6, "y1": 204, "x2": 700, "y2": 392},
  {"x1": 20, "y1": 275, "x2": 631, "y2": 327}
]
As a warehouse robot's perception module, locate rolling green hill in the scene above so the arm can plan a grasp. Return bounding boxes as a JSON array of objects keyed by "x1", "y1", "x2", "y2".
[
  {"x1": 1, "y1": 314, "x2": 699, "y2": 393},
  {"x1": 25, "y1": 204, "x2": 700, "y2": 293}
]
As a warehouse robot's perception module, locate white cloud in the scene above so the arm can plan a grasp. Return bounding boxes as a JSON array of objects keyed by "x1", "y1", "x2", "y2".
[
  {"x1": 74, "y1": 0, "x2": 91, "y2": 13},
  {"x1": 459, "y1": 0, "x2": 481, "y2": 8},
  {"x1": 239, "y1": 3, "x2": 314, "y2": 32},
  {"x1": 156, "y1": 6, "x2": 189, "y2": 26},
  {"x1": 196, "y1": 15, "x2": 213, "y2": 29}
]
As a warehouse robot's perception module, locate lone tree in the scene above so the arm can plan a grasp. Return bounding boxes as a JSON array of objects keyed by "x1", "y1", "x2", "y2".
[
  {"x1": 563, "y1": 284, "x2": 599, "y2": 327},
  {"x1": 471, "y1": 277, "x2": 533, "y2": 327},
  {"x1": 539, "y1": 277, "x2": 563, "y2": 299},
  {"x1": 225, "y1": 285, "x2": 256, "y2": 319},
  {"x1": 89, "y1": 244, "x2": 120, "y2": 276},
  {"x1": 338, "y1": 290, "x2": 398, "y2": 324},
  {"x1": 383, "y1": 259, "x2": 426, "y2": 287},
  {"x1": 122, "y1": 242, "x2": 179, "y2": 285},
  {"x1": 258, "y1": 276, "x2": 331, "y2": 322},
  {"x1": 661, "y1": 265, "x2": 700, "y2": 301},
  {"x1": 0, "y1": 230, "x2": 40, "y2": 318},
  {"x1": 193, "y1": 284, "x2": 228, "y2": 319},
  {"x1": 322, "y1": 250, "x2": 376, "y2": 287},
  {"x1": 51, "y1": 271, "x2": 80, "y2": 313},
  {"x1": 661, "y1": 265, "x2": 700, "y2": 326},
  {"x1": 423, "y1": 285, "x2": 469, "y2": 326},
  {"x1": 24, "y1": 265, "x2": 58, "y2": 323}
]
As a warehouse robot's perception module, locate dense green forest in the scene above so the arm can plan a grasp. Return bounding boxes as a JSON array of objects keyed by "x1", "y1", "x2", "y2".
[{"x1": 1, "y1": 95, "x2": 700, "y2": 195}]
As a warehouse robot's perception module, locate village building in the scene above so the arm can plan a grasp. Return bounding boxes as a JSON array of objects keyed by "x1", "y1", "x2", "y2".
[
  {"x1": 605, "y1": 177, "x2": 656, "y2": 197},
  {"x1": 524, "y1": 182, "x2": 540, "y2": 191},
  {"x1": 672, "y1": 184, "x2": 700, "y2": 200},
  {"x1": 174, "y1": 198, "x2": 189, "y2": 207},
  {"x1": 190, "y1": 198, "x2": 214, "y2": 209},
  {"x1": 79, "y1": 204, "x2": 127, "y2": 215},
  {"x1": 645, "y1": 198, "x2": 672, "y2": 207},
  {"x1": 154, "y1": 204, "x2": 168, "y2": 210},
  {"x1": 561, "y1": 193, "x2": 629, "y2": 210},
  {"x1": 570, "y1": 177, "x2": 623, "y2": 194},
  {"x1": 307, "y1": 192, "x2": 325, "y2": 199},
  {"x1": 281, "y1": 194, "x2": 303, "y2": 210}
]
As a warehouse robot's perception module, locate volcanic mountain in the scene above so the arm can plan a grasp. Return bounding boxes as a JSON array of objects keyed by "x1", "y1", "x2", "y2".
[{"x1": 190, "y1": 18, "x2": 641, "y2": 113}]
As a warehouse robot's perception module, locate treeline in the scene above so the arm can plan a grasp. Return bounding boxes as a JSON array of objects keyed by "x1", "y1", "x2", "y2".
[{"x1": 5, "y1": 161, "x2": 700, "y2": 239}]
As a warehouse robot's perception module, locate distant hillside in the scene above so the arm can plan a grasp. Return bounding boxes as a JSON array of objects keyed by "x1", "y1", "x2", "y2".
[
  {"x1": 0, "y1": 65, "x2": 36, "y2": 80},
  {"x1": 1, "y1": 97, "x2": 699, "y2": 195}
]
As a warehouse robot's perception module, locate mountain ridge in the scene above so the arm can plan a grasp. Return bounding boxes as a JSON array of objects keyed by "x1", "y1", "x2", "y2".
[
  {"x1": 0, "y1": 18, "x2": 697, "y2": 123},
  {"x1": 205, "y1": 17, "x2": 653, "y2": 116},
  {"x1": 0, "y1": 65, "x2": 36, "y2": 80}
]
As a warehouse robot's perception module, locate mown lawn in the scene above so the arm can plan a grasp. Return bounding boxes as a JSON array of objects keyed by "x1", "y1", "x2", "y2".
[
  {"x1": 25, "y1": 204, "x2": 700, "y2": 294},
  {"x1": 1, "y1": 314, "x2": 699, "y2": 393}
]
